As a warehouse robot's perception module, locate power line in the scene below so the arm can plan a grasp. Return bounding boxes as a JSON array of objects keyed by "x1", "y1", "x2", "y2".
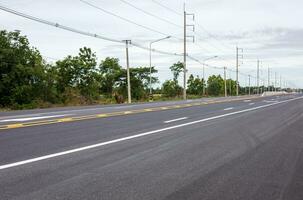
[
  {"x1": 150, "y1": 0, "x2": 182, "y2": 16},
  {"x1": 0, "y1": 4, "x2": 183, "y2": 57},
  {"x1": 148, "y1": 0, "x2": 235, "y2": 52},
  {"x1": 80, "y1": 0, "x2": 182, "y2": 39},
  {"x1": 195, "y1": 24, "x2": 234, "y2": 51},
  {"x1": 194, "y1": 31, "x2": 233, "y2": 55},
  {"x1": 146, "y1": 1, "x2": 237, "y2": 61},
  {"x1": 1, "y1": 4, "x2": 287, "y2": 88},
  {"x1": 119, "y1": 0, "x2": 183, "y2": 29}
]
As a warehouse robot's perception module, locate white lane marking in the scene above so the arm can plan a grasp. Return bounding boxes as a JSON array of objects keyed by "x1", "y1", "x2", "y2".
[
  {"x1": 243, "y1": 100, "x2": 251, "y2": 102},
  {"x1": 263, "y1": 100, "x2": 278, "y2": 103},
  {"x1": 223, "y1": 107, "x2": 234, "y2": 111},
  {"x1": 0, "y1": 115, "x2": 69, "y2": 122},
  {"x1": 0, "y1": 97, "x2": 255, "y2": 120},
  {"x1": 0, "y1": 96, "x2": 301, "y2": 170},
  {"x1": 164, "y1": 117, "x2": 188, "y2": 124},
  {"x1": 249, "y1": 103, "x2": 255, "y2": 106}
]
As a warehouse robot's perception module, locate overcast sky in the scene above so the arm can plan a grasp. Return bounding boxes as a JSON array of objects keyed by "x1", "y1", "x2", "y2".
[{"x1": 0, "y1": 0, "x2": 302, "y2": 88}]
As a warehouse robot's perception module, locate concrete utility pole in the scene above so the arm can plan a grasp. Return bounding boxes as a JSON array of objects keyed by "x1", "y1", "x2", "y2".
[
  {"x1": 248, "y1": 75, "x2": 251, "y2": 95},
  {"x1": 123, "y1": 40, "x2": 131, "y2": 103},
  {"x1": 257, "y1": 60, "x2": 260, "y2": 95},
  {"x1": 236, "y1": 47, "x2": 239, "y2": 96},
  {"x1": 275, "y1": 72, "x2": 277, "y2": 92},
  {"x1": 203, "y1": 63, "x2": 205, "y2": 95},
  {"x1": 267, "y1": 67, "x2": 270, "y2": 91},
  {"x1": 183, "y1": 7, "x2": 187, "y2": 100},
  {"x1": 183, "y1": 3, "x2": 195, "y2": 100},
  {"x1": 224, "y1": 67, "x2": 227, "y2": 97},
  {"x1": 280, "y1": 75, "x2": 282, "y2": 91},
  {"x1": 229, "y1": 71, "x2": 232, "y2": 96},
  {"x1": 236, "y1": 47, "x2": 243, "y2": 96}
]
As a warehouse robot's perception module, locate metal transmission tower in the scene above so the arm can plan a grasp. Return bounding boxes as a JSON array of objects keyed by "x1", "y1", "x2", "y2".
[
  {"x1": 123, "y1": 40, "x2": 132, "y2": 103},
  {"x1": 183, "y1": 4, "x2": 195, "y2": 100},
  {"x1": 236, "y1": 47, "x2": 243, "y2": 96}
]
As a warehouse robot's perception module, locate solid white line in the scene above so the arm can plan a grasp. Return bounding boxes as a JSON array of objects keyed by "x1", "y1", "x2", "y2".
[
  {"x1": 0, "y1": 115, "x2": 68, "y2": 122},
  {"x1": 0, "y1": 96, "x2": 301, "y2": 170},
  {"x1": 164, "y1": 117, "x2": 188, "y2": 123},
  {"x1": 223, "y1": 107, "x2": 234, "y2": 111}
]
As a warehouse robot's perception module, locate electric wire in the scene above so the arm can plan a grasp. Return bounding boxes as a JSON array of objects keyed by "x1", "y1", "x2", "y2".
[
  {"x1": 80, "y1": 0, "x2": 182, "y2": 40},
  {"x1": 0, "y1": 4, "x2": 182, "y2": 57}
]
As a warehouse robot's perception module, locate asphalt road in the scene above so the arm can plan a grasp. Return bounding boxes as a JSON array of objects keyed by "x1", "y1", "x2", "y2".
[
  {"x1": 0, "y1": 94, "x2": 302, "y2": 200},
  {"x1": 0, "y1": 96, "x2": 254, "y2": 127}
]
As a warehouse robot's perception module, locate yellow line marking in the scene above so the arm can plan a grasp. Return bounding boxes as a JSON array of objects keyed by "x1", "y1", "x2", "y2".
[
  {"x1": 0, "y1": 96, "x2": 263, "y2": 130},
  {"x1": 7, "y1": 124, "x2": 24, "y2": 129},
  {"x1": 97, "y1": 114, "x2": 108, "y2": 117},
  {"x1": 57, "y1": 118, "x2": 73, "y2": 122}
]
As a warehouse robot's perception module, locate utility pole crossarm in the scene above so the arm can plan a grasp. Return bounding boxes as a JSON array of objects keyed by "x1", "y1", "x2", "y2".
[{"x1": 183, "y1": 4, "x2": 195, "y2": 100}]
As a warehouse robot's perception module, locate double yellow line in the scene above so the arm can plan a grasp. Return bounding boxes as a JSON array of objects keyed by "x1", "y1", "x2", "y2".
[{"x1": 0, "y1": 97, "x2": 258, "y2": 130}]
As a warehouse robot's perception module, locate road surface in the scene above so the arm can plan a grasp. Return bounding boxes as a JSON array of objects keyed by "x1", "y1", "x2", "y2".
[{"x1": 0, "y1": 94, "x2": 302, "y2": 200}]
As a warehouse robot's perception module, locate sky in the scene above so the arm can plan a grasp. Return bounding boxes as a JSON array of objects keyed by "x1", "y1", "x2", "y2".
[{"x1": 0, "y1": 0, "x2": 302, "y2": 88}]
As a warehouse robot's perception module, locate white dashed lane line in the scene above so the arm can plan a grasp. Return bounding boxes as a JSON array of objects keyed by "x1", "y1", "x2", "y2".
[
  {"x1": 223, "y1": 107, "x2": 234, "y2": 111},
  {"x1": 164, "y1": 117, "x2": 188, "y2": 124}
]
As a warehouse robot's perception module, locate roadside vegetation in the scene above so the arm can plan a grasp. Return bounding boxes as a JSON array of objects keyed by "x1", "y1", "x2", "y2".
[{"x1": 1, "y1": 30, "x2": 251, "y2": 110}]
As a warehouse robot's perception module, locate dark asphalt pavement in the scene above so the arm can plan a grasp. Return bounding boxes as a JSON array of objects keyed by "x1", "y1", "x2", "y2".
[
  {"x1": 0, "y1": 94, "x2": 302, "y2": 200},
  {"x1": 0, "y1": 96, "x2": 257, "y2": 126}
]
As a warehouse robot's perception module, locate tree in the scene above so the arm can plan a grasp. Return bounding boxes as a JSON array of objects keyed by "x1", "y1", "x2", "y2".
[
  {"x1": 226, "y1": 78, "x2": 237, "y2": 96},
  {"x1": 170, "y1": 61, "x2": 184, "y2": 81},
  {"x1": 115, "y1": 66, "x2": 158, "y2": 100},
  {"x1": 187, "y1": 74, "x2": 205, "y2": 95},
  {"x1": 207, "y1": 75, "x2": 224, "y2": 96},
  {"x1": 55, "y1": 47, "x2": 100, "y2": 103},
  {"x1": 161, "y1": 61, "x2": 184, "y2": 98},
  {"x1": 99, "y1": 57, "x2": 123, "y2": 96},
  {"x1": 99, "y1": 56, "x2": 158, "y2": 101},
  {"x1": 162, "y1": 80, "x2": 182, "y2": 97},
  {"x1": 0, "y1": 30, "x2": 46, "y2": 108}
]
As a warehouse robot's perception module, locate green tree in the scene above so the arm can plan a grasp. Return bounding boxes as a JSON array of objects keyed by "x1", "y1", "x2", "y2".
[
  {"x1": 116, "y1": 66, "x2": 158, "y2": 100},
  {"x1": 162, "y1": 80, "x2": 182, "y2": 97},
  {"x1": 170, "y1": 61, "x2": 184, "y2": 81},
  {"x1": 0, "y1": 30, "x2": 46, "y2": 108},
  {"x1": 226, "y1": 78, "x2": 237, "y2": 96},
  {"x1": 187, "y1": 74, "x2": 205, "y2": 95},
  {"x1": 55, "y1": 47, "x2": 100, "y2": 103},
  {"x1": 161, "y1": 61, "x2": 184, "y2": 97},
  {"x1": 207, "y1": 75, "x2": 224, "y2": 96},
  {"x1": 99, "y1": 57, "x2": 123, "y2": 96}
]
